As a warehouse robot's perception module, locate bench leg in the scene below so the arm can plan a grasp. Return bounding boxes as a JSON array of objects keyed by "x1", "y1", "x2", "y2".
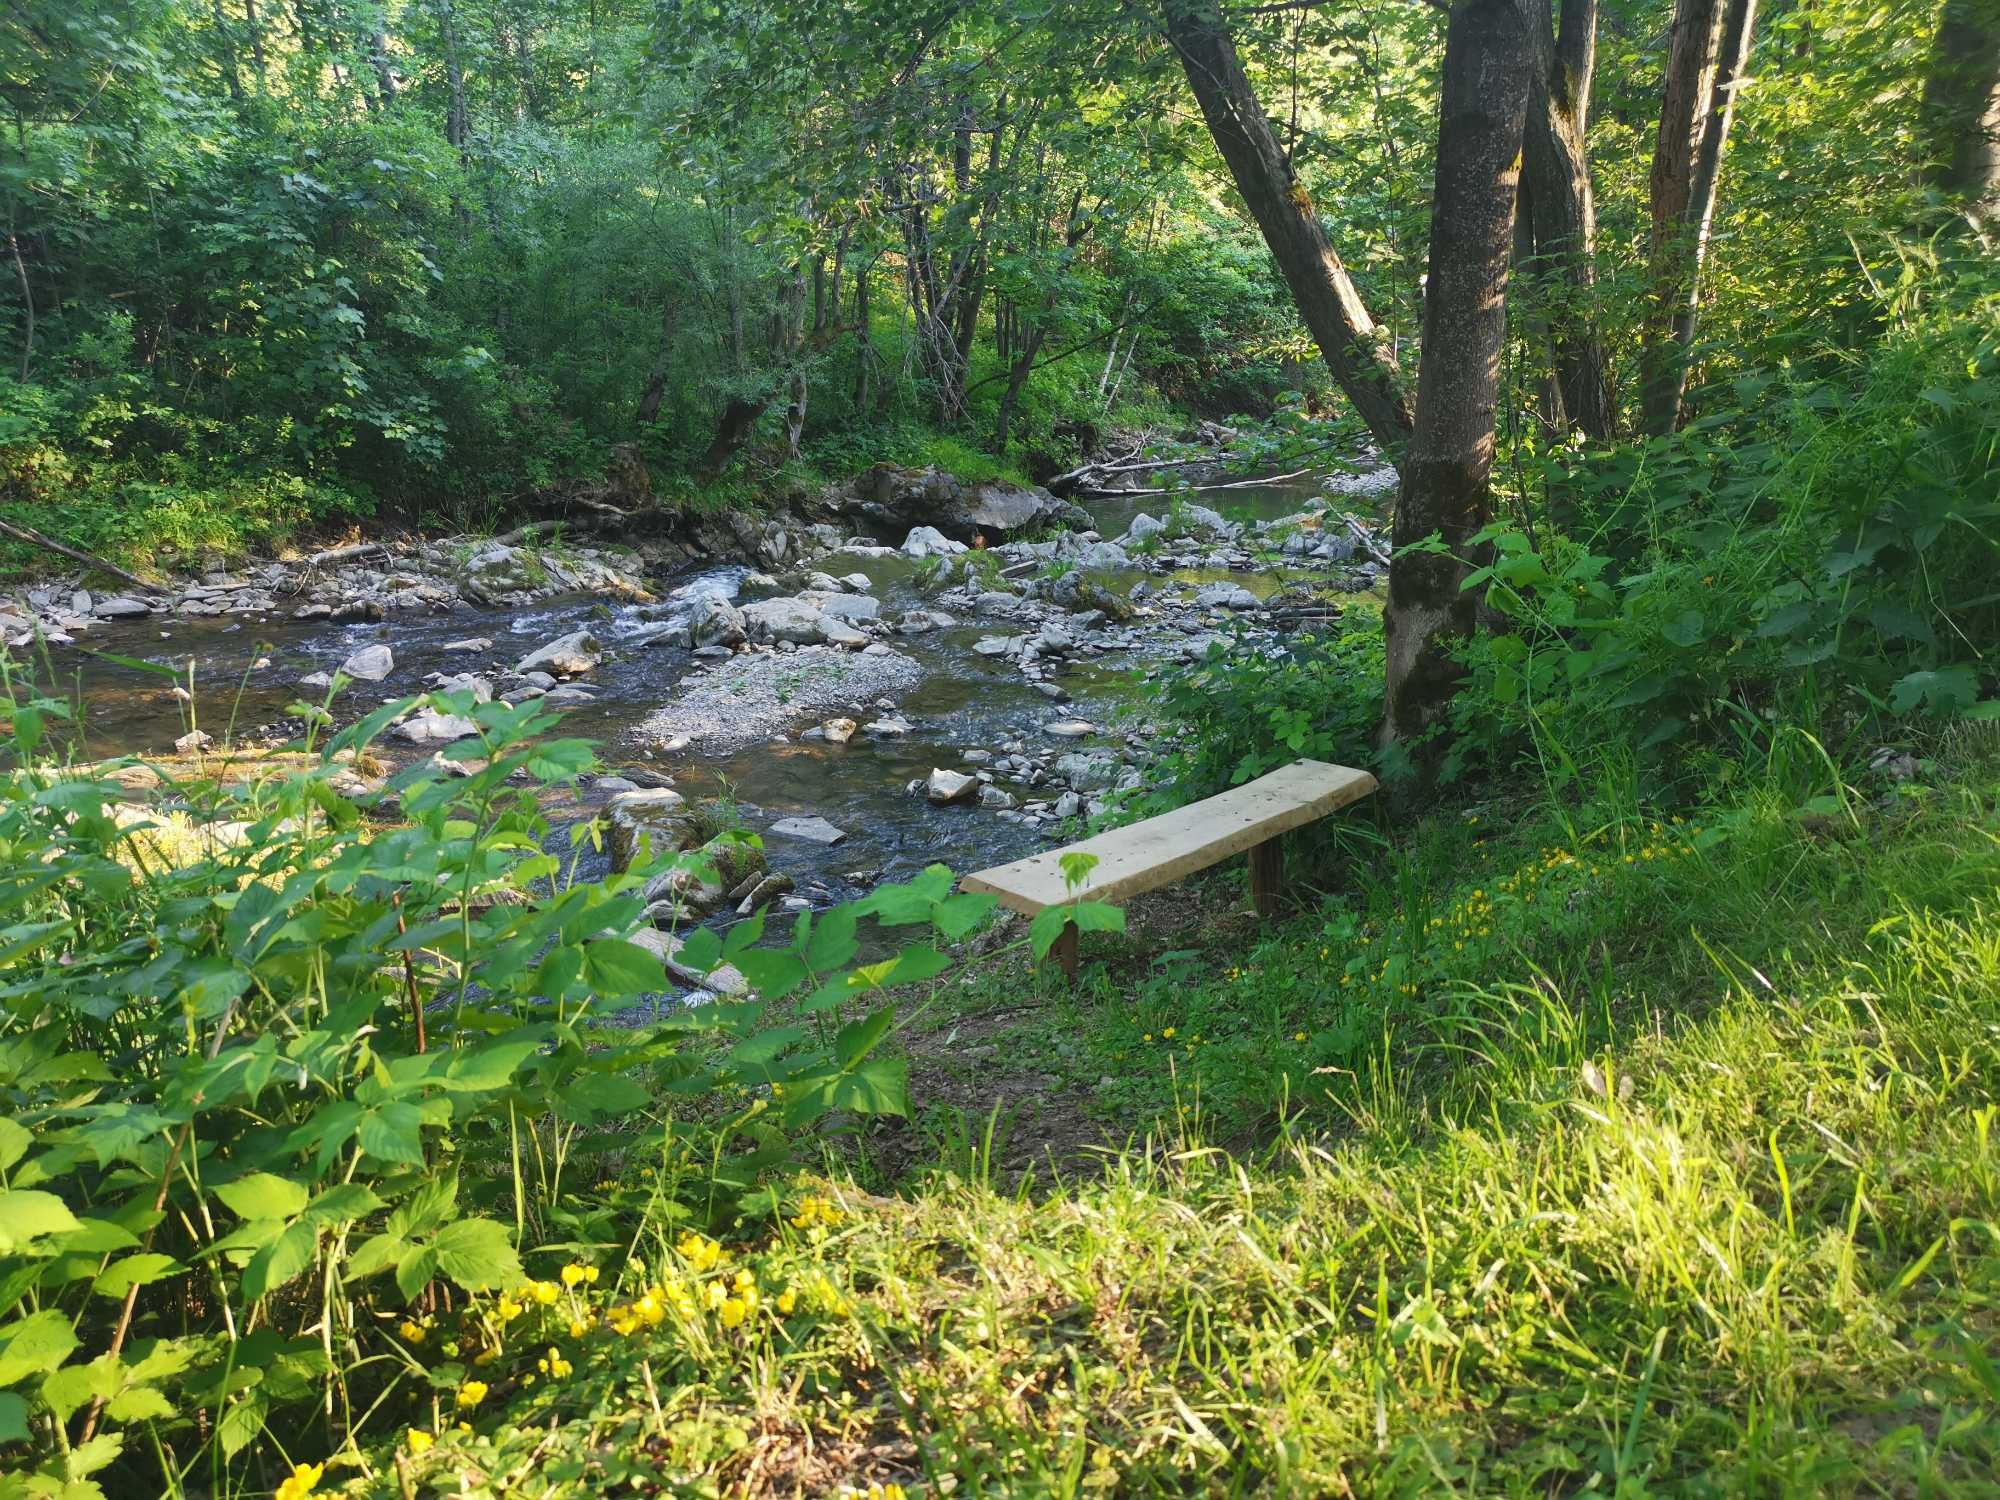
[
  {"x1": 1050, "y1": 921, "x2": 1080, "y2": 982},
  {"x1": 1249, "y1": 834, "x2": 1285, "y2": 918}
]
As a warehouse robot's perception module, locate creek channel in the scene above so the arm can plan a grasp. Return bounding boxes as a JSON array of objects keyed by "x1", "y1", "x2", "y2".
[{"x1": 41, "y1": 476, "x2": 1346, "y2": 998}]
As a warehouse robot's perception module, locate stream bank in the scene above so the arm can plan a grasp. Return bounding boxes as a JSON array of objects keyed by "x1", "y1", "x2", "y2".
[{"x1": 11, "y1": 448, "x2": 1398, "y2": 995}]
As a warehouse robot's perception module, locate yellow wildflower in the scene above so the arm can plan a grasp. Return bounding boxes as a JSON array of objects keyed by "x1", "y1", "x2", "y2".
[
  {"x1": 496, "y1": 1296, "x2": 523, "y2": 1323},
  {"x1": 456, "y1": 1380, "x2": 489, "y2": 1409},
  {"x1": 530, "y1": 1280, "x2": 560, "y2": 1306},
  {"x1": 399, "y1": 1319, "x2": 427, "y2": 1345},
  {"x1": 561, "y1": 1263, "x2": 589, "y2": 1287},
  {"x1": 536, "y1": 1346, "x2": 573, "y2": 1379},
  {"x1": 719, "y1": 1297, "x2": 748, "y2": 1329},
  {"x1": 776, "y1": 1288, "x2": 797, "y2": 1315},
  {"x1": 677, "y1": 1232, "x2": 723, "y2": 1271},
  {"x1": 1293, "y1": 1031, "x2": 1307, "y2": 1042},
  {"x1": 275, "y1": 1464, "x2": 323, "y2": 1500},
  {"x1": 406, "y1": 1428, "x2": 435, "y2": 1455},
  {"x1": 1162, "y1": 1027, "x2": 1176, "y2": 1039},
  {"x1": 568, "y1": 1316, "x2": 593, "y2": 1340}
]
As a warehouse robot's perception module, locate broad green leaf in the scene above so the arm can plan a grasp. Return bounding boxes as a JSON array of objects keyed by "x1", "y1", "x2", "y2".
[
  {"x1": 584, "y1": 938, "x2": 667, "y2": 996},
  {"x1": 92, "y1": 1254, "x2": 180, "y2": 1299},
  {"x1": 214, "y1": 1173, "x2": 309, "y2": 1223},
  {"x1": 0, "y1": 1308, "x2": 80, "y2": 1386},
  {"x1": 0, "y1": 1190, "x2": 82, "y2": 1253},
  {"x1": 106, "y1": 1385, "x2": 174, "y2": 1423},
  {"x1": 357, "y1": 1103, "x2": 427, "y2": 1165},
  {"x1": 835, "y1": 1006, "x2": 896, "y2": 1067},
  {"x1": 0, "y1": 1118, "x2": 31, "y2": 1173},
  {"x1": 431, "y1": 1219, "x2": 523, "y2": 1292},
  {"x1": 242, "y1": 1220, "x2": 320, "y2": 1303}
]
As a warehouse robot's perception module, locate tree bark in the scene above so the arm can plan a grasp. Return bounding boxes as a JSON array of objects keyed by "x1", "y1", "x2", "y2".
[
  {"x1": 780, "y1": 265, "x2": 809, "y2": 460},
  {"x1": 637, "y1": 299, "x2": 680, "y2": 426},
  {"x1": 0, "y1": 520, "x2": 152, "y2": 590},
  {"x1": 243, "y1": 0, "x2": 269, "y2": 82},
  {"x1": 211, "y1": 0, "x2": 245, "y2": 101},
  {"x1": 853, "y1": 260, "x2": 874, "y2": 410},
  {"x1": 694, "y1": 398, "x2": 768, "y2": 484},
  {"x1": 1922, "y1": 0, "x2": 2000, "y2": 237},
  {"x1": 1641, "y1": 0, "x2": 1756, "y2": 435},
  {"x1": 1382, "y1": 0, "x2": 1537, "y2": 753},
  {"x1": 1163, "y1": 0, "x2": 1413, "y2": 457},
  {"x1": 1521, "y1": 0, "x2": 1615, "y2": 439}
]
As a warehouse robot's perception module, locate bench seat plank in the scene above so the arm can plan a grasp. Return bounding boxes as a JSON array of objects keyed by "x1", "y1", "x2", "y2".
[{"x1": 961, "y1": 759, "x2": 1376, "y2": 915}]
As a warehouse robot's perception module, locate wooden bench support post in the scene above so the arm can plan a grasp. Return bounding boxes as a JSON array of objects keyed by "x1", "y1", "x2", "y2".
[
  {"x1": 1248, "y1": 834, "x2": 1284, "y2": 918},
  {"x1": 1050, "y1": 921, "x2": 1080, "y2": 982}
]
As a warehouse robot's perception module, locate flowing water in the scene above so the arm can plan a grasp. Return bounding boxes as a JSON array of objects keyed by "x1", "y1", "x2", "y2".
[{"x1": 34, "y1": 477, "x2": 1326, "y2": 934}]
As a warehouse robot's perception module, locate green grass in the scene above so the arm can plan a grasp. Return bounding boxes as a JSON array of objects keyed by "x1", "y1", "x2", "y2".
[{"x1": 388, "y1": 758, "x2": 2000, "y2": 1497}]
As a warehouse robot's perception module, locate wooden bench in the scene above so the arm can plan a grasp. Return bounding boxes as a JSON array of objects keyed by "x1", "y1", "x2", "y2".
[{"x1": 961, "y1": 759, "x2": 1377, "y2": 978}]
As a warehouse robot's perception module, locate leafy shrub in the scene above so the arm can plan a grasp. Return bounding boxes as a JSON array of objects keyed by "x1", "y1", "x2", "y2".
[
  {"x1": 1139, "y1": 626, "x2": 1385, "y2": 808},
  {"x1": 0, "y1": 674, "x2": 1114, "y2": 1492}
]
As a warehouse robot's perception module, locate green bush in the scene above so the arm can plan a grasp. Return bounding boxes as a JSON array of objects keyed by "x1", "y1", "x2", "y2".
[{"x1": 0, "y1": 673, "x2": 1118, "y2": 1493}]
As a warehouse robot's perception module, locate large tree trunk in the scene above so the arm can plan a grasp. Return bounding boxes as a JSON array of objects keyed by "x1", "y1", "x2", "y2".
[
  {"x1": 1382, "y1": 0, "x2": 1537, "y2": 753},
  {"x1": 1521, "y1": 0, "x2": 1615, "y2": 439},
  {"x1": 1640, "y1": 0, "x2": 1757, "y2": 435},
  {"x1": 1162, "y1": 0, "x2": 1413, "y2": 457},
  {"x1": 694, "y1": 398, "x2": 768, "y2": 484},
  {"x1": 1922, "y1": 0, "x2": 2000, "y2": 237}
]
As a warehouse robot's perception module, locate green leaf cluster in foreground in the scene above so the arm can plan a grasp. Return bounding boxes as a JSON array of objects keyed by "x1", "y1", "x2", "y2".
[{"x1": 0, "y1": 678, "x2": 1121, "y2": 1495}]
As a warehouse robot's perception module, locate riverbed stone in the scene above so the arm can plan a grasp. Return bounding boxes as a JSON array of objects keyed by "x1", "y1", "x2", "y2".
[
  {"x1": 690, "y1": 595, "x2": 747, "y2": 648},
  {"x1": 927, "y1": 768, "x2": 979, "y2": 805},
  {"x1": 768, "y1": 815, "x2": 848, "y2": 845},
  {"x1": 1195, "y1": 583, "x2": 1261, "y2": 611},
  {"x1": 94, "y1": 596, "x2": 152, "y2": 619},
  {"x1": 823, "y1": 717, "x2": 857, "y2": 745},
  {"x1": 442, "y1": 637, "x2": 493, "y2": 654},
  {"x1": 1055, "y1": 752, "x2": 1120, "y2": 790},
  {"x1": 604, "y1": 787, "x2": 688, "y2": 872},
  {"x1": 515, "y1": 629, "x2": 601, "y2": 677},
  {"x1": 629, "y1": 927, "x2": 749, "y2": 997},
  {"x1": 340, "y1": 643, "x2": 395, "y2": 681},
  {"x1": 741, "y1": 597, "x2": 829, "y2": 645},
  {"x1": 902, "y1": 525, "x2": 967, "y2": 559},
  {"x1": 804, "y1": 591, "x2": 882, "y2": 624},
  {"x1": 394, "y1": 708, "x2": 478, "y2": 744}
]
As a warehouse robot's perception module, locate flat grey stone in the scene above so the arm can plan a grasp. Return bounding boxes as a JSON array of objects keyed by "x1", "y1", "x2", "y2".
[{"x1": 768, "y1": 815, "x2": 849, "y2": 845}]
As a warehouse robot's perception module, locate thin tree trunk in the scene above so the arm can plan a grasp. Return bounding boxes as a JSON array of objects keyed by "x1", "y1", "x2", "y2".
[
  {"x1": 853, "y1": 261, "x2": 874, "y2": 410},
  {"x1": 781, "y1": 264, "x2": 809, "y2": 460},
  {"x1": 211, "y1": 0, "x2": 245, "y2": 101},
  {"x1": 243, "y1": 0, "x2": 268, "y2": 82},
  {"x1": 1521, "y1": 0, "x2": 1615, "y2": 438},
  {"x1": 1641, "y1": 0, "x2": 1756, "y2": 435},
  {"x1": 369, "y1": 26, "x2": 398, "y2": 104},
  {"x1": 637, "y1": 299, "x2": 680, "y2": 426},
  {"x1": 1162, "y1": 0, "x2": 1413, "y2": 457},
  {"x1": 8, "y1": 227, "x2": 32, "y2": 382},
  {"x1": 1382, "y1": 0, "x2": 1537, "y2": 753},
  {"x1": 1921, "y1": 0, "x2": 2000, "y2": 237}
]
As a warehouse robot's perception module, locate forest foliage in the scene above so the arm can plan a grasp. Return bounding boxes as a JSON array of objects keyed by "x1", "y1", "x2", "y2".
[{"x1": 1, "y1": 0, "x2": 1999, "y2": 1494}]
